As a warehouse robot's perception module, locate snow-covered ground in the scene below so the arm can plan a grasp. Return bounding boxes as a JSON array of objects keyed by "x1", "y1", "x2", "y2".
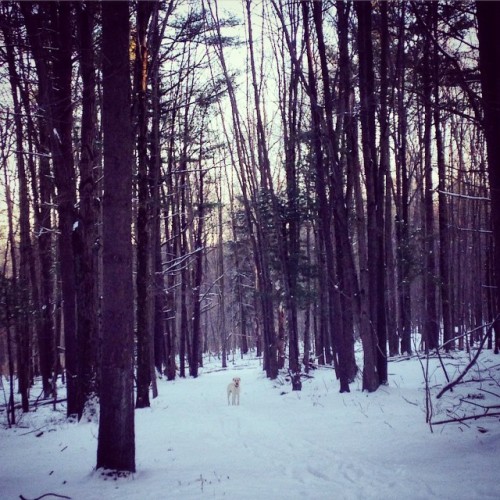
[{"x1": 1, "y1": 349, "x2": 499, "y2": 500}]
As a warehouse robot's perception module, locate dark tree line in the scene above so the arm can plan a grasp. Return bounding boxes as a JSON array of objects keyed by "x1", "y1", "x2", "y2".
[{"x1": 0, "y1": 0, "x2": 499, "y2": 473}]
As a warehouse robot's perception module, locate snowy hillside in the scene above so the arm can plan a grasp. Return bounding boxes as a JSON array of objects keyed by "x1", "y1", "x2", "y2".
[{"x1": 1, "y1": 350, "x2": 499, "y2": 500}]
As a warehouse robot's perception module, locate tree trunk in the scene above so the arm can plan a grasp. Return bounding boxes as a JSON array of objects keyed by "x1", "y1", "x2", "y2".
[
  {"x1": 208, "y1": 1, "x2": 278, "y2": 378},
  {"x1": 313, "y1": 0, "x2": 357, "y2": 386},
  {"x1": 432, "y1": 2, "x2": 452, "y2": 352},
  {"x1": 218, "y1": 181, "x2": 227, "y2": 369},
  {"x1": 376, "y1": 1, "x2": 389, "y2": 381},
  {"x1": 189, "y1": 131, "x2": 207, "y2": 378},
  {"x1": 49, "y1": 2, "x2": 79, "y2": 416},
  {"x1": 163, "y1": 108, "x2": 178, "y2": 381},
  {"x1": 356, "y1": 1, "x2": 383, "y2": 390},
  {"x1": 21, "y1": 0, "x2": 78, "y2": 413},
  {"x1": 97, "y1": 1, "x2": 135, "y2": 473},
  {"x1": 277, "y1": 3, "x2": 301, "y2": 377},
  {"x1": 20, "y1": 2, "x2": 56, "y2": 398},
  {"x1": 3, "y1": 162, "x2": 19, "y2": 423},
  {"x1": 477, "y1": 1, "x2": 500, "y2": 351},
  {"x1": 335, "y1": 0, "x2": 375, "y2": 386},
  {"x1": 394, "y1": 2, "x2": 412, "y2": 355},
  {"x1": 150, "y1": 5, "x2": 166, "y2": 377},
  {"x1": 75, "y1": 0, "x2": 98, "y2": 418},
  {"x1": 2, "y1": 15, "x2": 32, "y2": 413},
  {"x1": 421, "y1": 2, "x2": 439, "y2": 352},
  {"x1": 245, "y1": 0, "x2": 285, "y2": 379},
  {"x1": 135, "y1": 0, "x2": 154, "y2": 409},
  {"x1": 302, "y1": 0, "x2": 348, "y2": 392},
  {"x1": 178, "y1": 97, "x2": 190, "y2": 379}
]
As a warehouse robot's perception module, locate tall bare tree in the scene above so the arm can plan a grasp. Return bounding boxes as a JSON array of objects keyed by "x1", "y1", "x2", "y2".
[
  {"x1": 355, "y1": 0, "x2": 386, "y2": 388},
  {"x1": 74, "y1": 0, "x2": 99, "y2": 417},
  {"x1": 2, "y1": 13, "x2": 32, "y2": 412},
  {"x1": 477, "y1": 0, "x2": 500, "y2": 352},
  {"x1": 49, "y1": 2, "x2": 79, "y2": 415},
  {"x1": 97, "y1": 1, "x2": 135, "y2": 473},
  {"x1": 135, "y1": 0, "x2": 155, "y2": 409}
]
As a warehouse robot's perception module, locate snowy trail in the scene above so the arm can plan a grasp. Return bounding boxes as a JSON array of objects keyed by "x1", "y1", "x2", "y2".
[
  {"x1": 131, "y1": 363, "x2": 497, "y2": 500},
  {"x1": 1, "y1": 355, "x2": 499, "y2": 499}
]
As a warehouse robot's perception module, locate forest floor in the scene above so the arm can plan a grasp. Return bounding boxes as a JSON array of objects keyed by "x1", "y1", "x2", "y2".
[{"x1": 1, "y1": 346, "x2": 499, "y2": 500}]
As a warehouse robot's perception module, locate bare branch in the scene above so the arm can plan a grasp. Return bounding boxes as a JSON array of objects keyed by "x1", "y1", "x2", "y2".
[
  {"x1": 436, "y1": 320, "x2": 496, "y2": 399},
  {"x1": 432, "y1": 412, "x2": 500, "y2": 426}
]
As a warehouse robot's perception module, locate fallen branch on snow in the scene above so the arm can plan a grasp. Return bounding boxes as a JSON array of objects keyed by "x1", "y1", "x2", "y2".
[
  {"x1": 19, "y1": 493, "x2": 71, "y2": 500},
  {"x1": 431, "y1": 411, "x2": 500, "y2": 426}
]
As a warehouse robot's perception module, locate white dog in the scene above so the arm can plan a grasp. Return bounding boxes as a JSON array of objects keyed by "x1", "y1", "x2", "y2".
[{"x1": 227, "y1": 377, "x2": 241, "y2": 406}]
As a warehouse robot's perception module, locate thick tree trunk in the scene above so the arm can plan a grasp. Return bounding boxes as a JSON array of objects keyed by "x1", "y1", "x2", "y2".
[
  {"x1": 97, "y1": 1, "x2": 135, "y2": 473},
  {"x1": 477, "y1": 1, "x2": 500, "y2": 352}
]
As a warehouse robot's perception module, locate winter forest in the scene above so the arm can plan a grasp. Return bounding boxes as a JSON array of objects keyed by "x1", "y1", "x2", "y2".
[{"x1": 1, "y1": 0, "x2": 500, "y2": 485}]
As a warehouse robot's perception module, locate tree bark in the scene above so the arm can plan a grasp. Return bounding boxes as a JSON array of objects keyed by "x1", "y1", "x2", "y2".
[
  {"x1": 75, "y1": 0, "x2": 98, "y2": 418},
  {"x1": 97, "y1": 1, "x2": 135, "y2": 473},
  {"x1": 421, "y1": 2, "x2": 439, "y2": 352},
  {"x1": 245, "y1": 0, "x2": 284, "y2": 379},
  {"x1": 150, "y1": 4, "x2": 166, "y2": 378},
  {"x1": 2, "y1": 13, "x2": 32, "y2": 413},
  {"x1": 376, "y1": 1, "x2": 389, "y2": 381},
  {"x1": 18, "y1": 1, "x2": 56, "y2": 398},
  {"x1": 312, "y1": 0, "x2": 357, "y2": 385},
  {"x1": 432, "y1": 2, "x2": 452, "y2": 352},
  {"x1": 189, "y1": 125, "x2": 207, "y2": 378},
  {"x1": 163, "y1": 105, "x2": 178, "y2": 381},
  {"x1": 3, "y1": 155, "x2": 20, "y2": 423},
  {"x1": 21, "y1": 0, "x2": 78, "y2": 413},
  {"x1": 135, "y1": 0, "x2": 154, "y2": 409},
  {"x1": 302, "y1": 0, "x2": 348, "y2": 391},
  {"x1": 394, "y1": 2, "x2": 412, "y2": 356},
  {"x1": 477, "y1": 1, "x2": 500, "y2": 352},
  {"x1": 49, "y1": 2, "x2": 79, "y2": 415},
  {"x1": 355, "y1": 1, "x2": 383, "y2": 390}
]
